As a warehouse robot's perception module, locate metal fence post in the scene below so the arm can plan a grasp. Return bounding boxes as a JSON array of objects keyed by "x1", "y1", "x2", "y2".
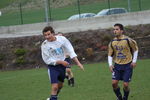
[
  {"x1": 48, "y1": 0, "x2": 52, "y2": 21},
  {"x1": 77, "y1": 0, "x2": 81, "y2": 18},
  {"x1": 138, "y1": 0, "x2": 142, "y2": 11},
  {"x1": 128, "y1": 0, "x2": 131, "y2": 12},
  {"x1": 44, "y1": 0, "x2": 49, "y2": 23},
  {"x1": 107, "y1": 0, "x2": 111, "y2": 15},
  {"x1": 19, "y1": 3, "x2": 23, "y2": 24}
]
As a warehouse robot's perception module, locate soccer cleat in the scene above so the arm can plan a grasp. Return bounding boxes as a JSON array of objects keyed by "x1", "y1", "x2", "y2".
[
  {"x1": 46, "y1": 98, "x2": 50, "y2": 100},
  {"x1": 123, "y1": 96, "x2": 127, "y2": 100},
  {"x1": 117, "y1": 98, "x2": 122, "y2": 100},
  {"x1": 116, "y1": 98, "x2": 123, "y2": 100},
  {"x1": 70, "y1": 78, "x2": 75, "y2": 87},
  {"x1": 117, "y1": 95, "x2": 123, "y2": 100}
]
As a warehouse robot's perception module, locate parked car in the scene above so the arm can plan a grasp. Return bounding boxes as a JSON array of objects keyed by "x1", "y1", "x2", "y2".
[
  {"x1": 94, "y1": 8, "x2": 127, "y2": 17},
  {"x1": 68, "y1": 13, "x2": 96, "y2": 20}
]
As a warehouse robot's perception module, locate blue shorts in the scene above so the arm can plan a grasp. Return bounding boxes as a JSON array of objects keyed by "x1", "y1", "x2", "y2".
[
  {"x1": 112, "y1": 62, "x2": 133, "y2": 82},
  {"x1": 65, "y1": 58, "x2": 71, "y2": 68},
  {"x1": 48, "y1": 65, "x2": 66, "y2": 84}
]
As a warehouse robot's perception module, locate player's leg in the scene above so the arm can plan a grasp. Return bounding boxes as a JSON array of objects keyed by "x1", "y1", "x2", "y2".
[
  {"x1": 122, "y1": 64, "x2": 133, "y2": 100},
  {"x1": 47, "y1": 66, "x2": 60, "y2": 100},
  {"x1": 66, "y1": 68, "x2": 74, "y2": 86},
  {"x1": 112, "y1": 65, "x2": 123, "y2": 100},
  {"x1": 50, "y1": 83, "x2": 59, "y2": 100},
  {"x1": 123, "y1": 82, "x2": 130, "y2": 100},
  {"x1": 57, "y1": 82, "x2": 63, "y2": 95},
  {"x1": 55, "y1": 65, "x2": 66, "y2": 95},
  {"x1": 112, "y1": 80, "x2": 122, "y2": 100}
]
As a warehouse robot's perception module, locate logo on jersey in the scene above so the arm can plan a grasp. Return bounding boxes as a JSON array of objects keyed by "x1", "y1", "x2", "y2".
[
  {"x1": 50, "y1": 47, "x2": 64, "y2": 56},
  {"x1": 114, "y1": 45, "x2": 126, "y2": 59}
]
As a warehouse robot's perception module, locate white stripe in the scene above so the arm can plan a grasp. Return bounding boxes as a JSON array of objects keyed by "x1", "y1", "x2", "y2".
[
  {"x1": 48, "y1": 68, "x2": 52, "y2": 82},
  {"x1": 132, "y1": 50, "x2": 138, "y2": 63}
]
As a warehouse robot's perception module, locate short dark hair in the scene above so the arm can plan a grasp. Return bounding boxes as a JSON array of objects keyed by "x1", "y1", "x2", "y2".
[
  {"x1": 42, "y1": 26, "x2": 55, "y2": 34},
  {"x1": 114, "y1": 23, "x2": 124, "y2": 30}
]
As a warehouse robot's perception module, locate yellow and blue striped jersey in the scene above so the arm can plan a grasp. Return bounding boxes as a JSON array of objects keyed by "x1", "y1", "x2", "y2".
[{"x1": 108, "y1": 35, "x2": 138, "y2": 64}]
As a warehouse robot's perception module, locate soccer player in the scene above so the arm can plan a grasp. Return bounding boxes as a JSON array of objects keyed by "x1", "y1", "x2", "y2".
[
  {"x1": 65, "y1": 55, "x2": 75, "y2": 87},
  {"x1": 55, "y1": 32, "x2": 75, "y2": 87},
  {"x1": 41, "y1": 26, "x2": 84, "y2": 100},
  {"x1": 108, "y1": 23, "x2": 138, "y2": 100}
]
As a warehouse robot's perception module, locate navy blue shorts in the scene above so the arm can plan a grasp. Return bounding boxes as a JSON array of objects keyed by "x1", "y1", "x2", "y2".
[
  {"x1": 48, "y1": 65, "x2": 66, "y2": 84},
  {"x1": 112, "y1": 62, "x2": 133, "y2": 82},
  {"x1": 65, "y1": 58, "x2": 71, "y2": 68}
]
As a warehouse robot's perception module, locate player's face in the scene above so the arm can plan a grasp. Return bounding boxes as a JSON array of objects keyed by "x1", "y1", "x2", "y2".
[
  {"x1": 43, "y1": 31, "x2": 55, "y2": 41},
  {"x1": 113, "y1": 26, "x2": 123, "y2": 37}
]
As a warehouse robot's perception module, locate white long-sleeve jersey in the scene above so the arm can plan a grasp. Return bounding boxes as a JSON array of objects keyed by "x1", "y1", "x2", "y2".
[{"x1": 41, "y1": 36, "x2": 77, "y2": 65}]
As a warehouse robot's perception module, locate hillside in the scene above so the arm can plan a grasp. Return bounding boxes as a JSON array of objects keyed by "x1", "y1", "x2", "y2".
[
  {"x1": 0, "y1": 0, "x2": 106, "y2": 9},
  {"x1": 0, "y1": 24, "x2": 150, "y2": 70}
]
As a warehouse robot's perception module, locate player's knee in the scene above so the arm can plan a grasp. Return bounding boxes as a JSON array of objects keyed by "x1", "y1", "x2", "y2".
[
  {"x1": 66, "y1": 69, "x2": 71, "y2": 74},
  {"x1": 112, "y1": 82, "x2": 118, "y2": 88},
  {"x1": 123, "y1": 82, "x2": 129, "y2": 90},
  {"x1": 52, "y1": 86, "x2": 59, "y2": 92}
]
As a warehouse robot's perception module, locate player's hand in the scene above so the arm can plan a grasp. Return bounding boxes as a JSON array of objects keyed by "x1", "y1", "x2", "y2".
[
  {"x1": 131, "y1": 62, "x2": 136, "y2": 68},
  {"x1": 109, "y1": 65, "x2": 114, "y2": 73},
  {"x1": 57, "y1": 60, "x2": 69, "y2": 67},
  {"x1": 77, "y1": 63, "x2": 84, "y2": 71}
]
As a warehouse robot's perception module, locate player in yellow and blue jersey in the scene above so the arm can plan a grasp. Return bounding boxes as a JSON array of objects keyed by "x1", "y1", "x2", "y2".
[{"x1": 108, "y1": 23, "x2": 138, "y2": 100}]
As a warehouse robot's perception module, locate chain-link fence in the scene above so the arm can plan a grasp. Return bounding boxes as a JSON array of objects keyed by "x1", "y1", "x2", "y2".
[{"x1": 0, "y1": 0, "x2": 149, "y2": 26}]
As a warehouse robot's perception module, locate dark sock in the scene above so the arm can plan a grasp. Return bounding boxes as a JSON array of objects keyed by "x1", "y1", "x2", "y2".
[
  {"x1": 66, "y1": 75, "x2": 69, "y2": 79},
  {"x1": 68, "y1": 79, "x2": 71, "y2": 85},
  {"x1": 113, "y1": 87, "x2": 122, "y2": 100},
  {"x1": 70, "y1": 78, "x2": 74, "y2": 86},
  {"x1": 50, "y1": 95, "x2": 57, "y2": 100},
  {"x1": 123, "y1": 88, "x2": 130, "y2": 100}
]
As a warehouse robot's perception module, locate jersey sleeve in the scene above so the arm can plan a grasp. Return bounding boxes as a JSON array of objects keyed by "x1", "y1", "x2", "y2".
[
  {"x1": 62, "y1": 36, "x2": 77, "y2": 59},
  {"x1": 129, "y1": 38, "x2": 138, "y2": 52},
  {"x1": 108, "y1": 42, "x2": 114, "y2": 57}
]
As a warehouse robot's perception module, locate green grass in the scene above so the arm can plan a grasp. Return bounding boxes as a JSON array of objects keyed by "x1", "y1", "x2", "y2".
[
  {"x1": 0, "y1": 59, "x2": 150, "y2": 100},
  {"x1": 0, "y1": 0, "x2": 150, "y2": 26},
  {"x1": 0, "y1": 0, "x2": 16, "y2": 9}
]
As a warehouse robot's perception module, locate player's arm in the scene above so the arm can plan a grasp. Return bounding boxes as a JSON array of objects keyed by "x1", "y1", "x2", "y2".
[
  {"x1": 72, "y1": 57, "x2": 84, "y2": 71},
  {"x1": 108, "y1": 42, "x2": 114, "y2": 72},
  {"x1": 63, "y1": 36, "x2": 84, "y2": 70},
  {"x1": 129, "y1": 39, "x2": 139, "y2": 68},
  {"x1": 56, "y1": 60, "x2": 69, "y2": 67}
]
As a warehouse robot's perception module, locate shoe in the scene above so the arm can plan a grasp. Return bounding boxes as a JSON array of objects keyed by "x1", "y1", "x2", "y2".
[
  {"x1": 123, "y1": 96, "x2": 127, "y2": 100},
  {"x1": 117, "y1": 98, "x2": 122, "y2": 100},
  {"x1": 70, "y1": 83, "x2": 74, "y2": 87},
  {"x1": 70, "y1": 78, "x2": 74, "y2": 86},
  {"x1": 46, "y1": 98, "x2": 50, "y2": 100},
  {"x1": 117, "y1": 96, "x2": 123, "y2": 100}
]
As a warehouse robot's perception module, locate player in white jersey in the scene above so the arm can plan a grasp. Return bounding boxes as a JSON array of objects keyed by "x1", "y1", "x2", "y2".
[
  {"x1": 56, "y1": 32, "x2": 75, "y2": 87},
  {"x1": 41, "y1": 26, "x2": 84, "y2": 100}
]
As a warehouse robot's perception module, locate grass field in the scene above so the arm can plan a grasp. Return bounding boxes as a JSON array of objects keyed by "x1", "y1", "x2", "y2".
[
  {"x1": 0, "y1": 0, "x2": 150, "y2": 26},
  {"x1": 0, "y1": 59, "x2": 150, "y2": 100}
]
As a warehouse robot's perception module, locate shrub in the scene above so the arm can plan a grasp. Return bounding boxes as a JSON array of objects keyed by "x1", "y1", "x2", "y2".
[
  {"x1": 15, "y1": 56, "x2": 25, "y2": 65},
  {"x1": 14, "y1": 48, "x2": 27, "y2": 56},
  {"x1": 0, "y1": 54, "x2": 5, "y2": 61}
]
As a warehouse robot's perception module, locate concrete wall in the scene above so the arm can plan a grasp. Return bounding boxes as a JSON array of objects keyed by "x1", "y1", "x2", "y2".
[{"x1": 0, "y1": 10, "x2": 150, "y2": 38}]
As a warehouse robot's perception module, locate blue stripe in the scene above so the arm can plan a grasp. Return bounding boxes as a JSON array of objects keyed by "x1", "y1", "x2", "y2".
[{"x1": 112, "y1": 38, "x2": 128, "y2": 41}]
